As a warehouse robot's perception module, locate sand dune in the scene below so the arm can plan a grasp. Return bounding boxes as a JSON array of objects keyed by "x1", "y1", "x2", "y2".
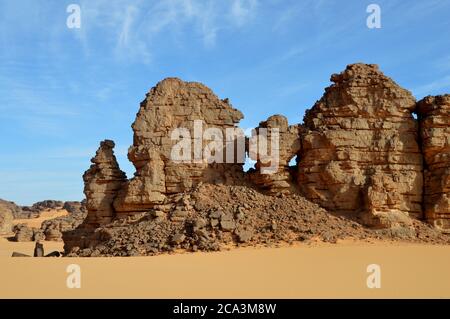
[{"x1": 13, "y1": 209, "x2": 68, "y2": 228}]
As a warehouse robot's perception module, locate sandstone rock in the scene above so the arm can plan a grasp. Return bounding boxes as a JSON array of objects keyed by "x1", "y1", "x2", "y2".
[
  {"x1": 11, "y1": 252, "x2": 31, "y2": 257},
  {"x1": 14, "y1": 224, "x2": 34, "y2": 242},
  {"x1": 220, "y1": 219, "x2": 235, "y2": 232},
  {"x1": 63, "y1": 201, "x2": 86, "y2": 215},
  {"x1": 0, "y1": 199, "x2": 24, "y2": 219},
  {"x1": 151, "y1": 210, "x2": 166, "y2": 218},
  {"x1": 0, "y1": 208, "x2": 13, "y2": 235},
  {"x1": 235, "y1": 227, "x2": 253, "y2": 243},
  {"x1": 249, "y1": 115, "x2": 301, "y2": 194},
  {"x1": 45, "y1": 251, "x2": 61, "y2": 257},
  {"x1": 63, "y1": 66, "x2": 450, "y2": 256},
  {"x1": 82, "y1": 140, "x2": 127, "y2": 228},
  {"x1": 297, "y1": 63, "x2": 423, "y2": 225},
  {"x1": 417, "y1": 95, "x2": 450, "y2": 231},
  {"x1": 65, "y1": 183, "x2": 450, "y2": 257},
  {"x1": 193, "y1": 218, "x2": 207, "y2": 229},
  {"x1": 33, "y1": 229, "x2": 46, "y2": 241},
  {"x1": 113, "y1": 78, "x2": 245, "y2": 216},
  {"x1": 44, "y1": 228, "x2": 63, "y2": 241},
  {"x1": 30, "y1": 200, "x2": 63, "y2": 211},
  {"x1": 171, "y1": 233, "x2": 185, "y2": 245}
]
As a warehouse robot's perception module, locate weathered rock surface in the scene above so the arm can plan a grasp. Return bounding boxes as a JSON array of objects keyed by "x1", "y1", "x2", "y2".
[
  {"x1": 39, "y1": 200, "x2": 87, "y2": 241},
  {"x1": 63, "y1": 201, "x2": 86, "y2": 215},
  {"x1": 249, "y1": 115, "x2": 301, "y2": 194},
  {"x1": 10, "y1": 200, "x2": 87, "y2": 242},
  {"x1": 13, "y1": 224, "x2": 35, "y2": 242},
  {"x1": 0, "y1": 209, "x2": 14, "y2": 235},
  {"x1": 297, "y1": 64, "x2": 423, "y2": 227},
  {"x1": 66, "y1": 183, "x2": 449, "y2": 257},
  {"x1": 30, "y1": 200, "x2": 63, "y2": 212},
  {"x1": 417, "y1": 95, "x2": 450, "y2": 232},
  {"x1": 113, "y1": 78, "x2": 245, "y2": 216},
  {"x1": 64, "y1": 63, "x2": 450, "y2": 256},
  {"x1": 0, "y1": 199, "x2": 24, "y2": 220},
  {"x1": 82, "y1": 140, "x2": 127, "y2": 228}
]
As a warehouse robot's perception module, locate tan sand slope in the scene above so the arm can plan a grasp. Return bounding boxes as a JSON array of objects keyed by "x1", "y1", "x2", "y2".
[
  {"x1": 0, "y1": 208, "x2": 68, "y2": 257},
  {"x1": 1, "y1": 242, "x2": 450, "y2": 298},
  {"x1": 13, "y1": 209, "x2": 68, "y2": 228}
]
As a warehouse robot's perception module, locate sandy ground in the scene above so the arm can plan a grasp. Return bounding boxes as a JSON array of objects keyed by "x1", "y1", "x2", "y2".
[
  {"x1": 0, "y1": 236, "x2": 64, "y2": 257},
  {"x1": 1, "y1": 239, "x2": 450, "y2": 298},
  {"x1": 0, "y1": 209, "x2": 68, "y2": 257},
  {"x1": 1, "y1": 209, "x2": 450, "y2": 298},
  {"x1": 13, "y1": 209, "x2": 68, "y2": 228}
]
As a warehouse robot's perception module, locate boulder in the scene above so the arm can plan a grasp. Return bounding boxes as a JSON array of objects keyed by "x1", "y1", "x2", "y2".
[
  {"x1": 13, "y1": 224, "x2": 34, "y2": 242},
  {"x1": 1, "y1": 199, "x2": 23, "y2": 218},
  {"x1": 0, "y1": 209, "x2": 14, "y2": 235}
]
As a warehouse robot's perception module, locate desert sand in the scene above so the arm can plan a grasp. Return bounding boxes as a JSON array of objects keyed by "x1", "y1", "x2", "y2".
[
  {"x1": 0, "y1": 208, "x2": 67, "y2": 257},
  {"x1": 12, "y1": 209, "x2": 68, "y2": 228},
  {"x1": 2, "y1": 202, "x2": 450, "y2": 298},
  {"x1": 2, "y1": 209, "x2": 450, "y2": 298},
  {"x1": 1, "y1": 239, "x2": 450, "y2": 298}
]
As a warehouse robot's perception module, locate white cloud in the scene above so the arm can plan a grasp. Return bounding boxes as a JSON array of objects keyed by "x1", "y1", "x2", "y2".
[
  {"x1": 230, "y1": 0, "x2": 258, "y2": 27},
  {"x1": 71, "y1": 0, "x2": 259, "y2": 61}
]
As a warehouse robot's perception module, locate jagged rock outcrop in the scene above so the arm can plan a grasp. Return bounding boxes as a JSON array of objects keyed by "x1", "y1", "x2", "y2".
[
  {"x1": 113, "y1": 78, "x2": 245, "y2": 216},
  {"x1": 417, "y1": 95, "x2": 450, "y2": 232},
  {"x1": 13, "y1": 224, "x2": 35, "y2": 241},
  {"x1": 26, "y1": 200, "x2": 63, "y2": 212},
  {"x1": 82, "y1": 140, "x2": 127, "y2": 228},
  {"x1": 64, "y1": 63, "x2": 450, "y2": 256},
  {"x1": 63, "y1": 201, "x2": 86, "y2": 215},
  {"x1": 40, "y1": 202, "x2": 87, "y2": 241},
  {"x1": 0, "y1": 209, "x2": 13, "y2": 235},
  {"x1": 0, "y1": 199, "x2": 24, "y2": 219},
  {"x1": 297, "y1": 64, "x2": 423, "y2": 227},
  {"x1": 249, "y1": 115, "x2": 301, "y2": 194}
]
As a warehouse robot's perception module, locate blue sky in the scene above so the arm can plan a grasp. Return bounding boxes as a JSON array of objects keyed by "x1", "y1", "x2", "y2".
[{"x1": 1, "y1": 0, "x2": 449, "y2": 205}]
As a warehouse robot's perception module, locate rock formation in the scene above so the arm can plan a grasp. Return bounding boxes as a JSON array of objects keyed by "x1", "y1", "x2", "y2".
[
  {"x1": 0, "y1": 199, "x2": 24, "y2": 219},
  {"x1": 0, "y1": 209, "x2": 13, "y2": 235},
  {"x1": 40, "y1": 205, "x2": 86, "y2": 241},
  {"x1": 113, "y1": 78, "x2": 245, "y2": 216},
  {"x1": 82, "y1": 140, "x2": 127, "y2": 228},
  {"x1": 10, "y1": 200, "x2": 87, "y2": 242},
  {"x1": 249, "y1": 115, "x2": 301, "y2": 194},
  {"x1": 63, "y1": 63, "x2": 450, "y2": 256},
  {"x1": 417, "y1": 95, "x2": 450, "y2": 232},
  {"x1": 297, "y1": 64, "x2": 423, "y2": 228},
  {"x1": 13, "y1": 224, "x2": 35, "y2": 241}
]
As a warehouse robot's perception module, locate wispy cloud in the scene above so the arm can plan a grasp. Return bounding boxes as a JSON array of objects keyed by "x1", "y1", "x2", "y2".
[
  {"x1": 414, "y1": 75, "x2": 450, "y2": 97},
  {"x1": 72, "y1": 0, "x2": 259, "y2": 62},
  {"x1": 230, "y1": 0, "x2": 258, "y2": 27}
]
